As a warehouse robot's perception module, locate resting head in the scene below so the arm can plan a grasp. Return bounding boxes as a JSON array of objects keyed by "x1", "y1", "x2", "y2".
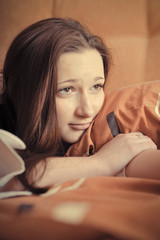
[{"x1": 2, "y1": 18, "x2": 110, "y2": 152}]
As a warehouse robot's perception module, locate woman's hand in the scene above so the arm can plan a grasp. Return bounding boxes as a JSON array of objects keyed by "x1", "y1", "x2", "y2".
[{"x1": 91, "y1": 132, "x2": 157, "y2": 176}]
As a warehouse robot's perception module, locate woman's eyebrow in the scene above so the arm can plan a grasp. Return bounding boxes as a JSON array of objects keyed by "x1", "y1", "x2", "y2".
[
  {"x1": 58, "y1": 79, "x2": 78, "y2": 85},
  {"x1": 94, "y1": 77, "x2": 104, "y2": 81},
  {"x1": 58, "y1": 76, "x2": 104, "y2": 85}
]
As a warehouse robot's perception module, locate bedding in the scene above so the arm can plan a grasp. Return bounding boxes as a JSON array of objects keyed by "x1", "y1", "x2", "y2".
[{"x1": 0, "y1": 177, "x2": 160, "y2": 240}]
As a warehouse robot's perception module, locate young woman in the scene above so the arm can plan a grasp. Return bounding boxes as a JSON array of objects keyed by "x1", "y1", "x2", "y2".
[{"x1": 0, "y1": 18, "x2": 158, "y2": 193}]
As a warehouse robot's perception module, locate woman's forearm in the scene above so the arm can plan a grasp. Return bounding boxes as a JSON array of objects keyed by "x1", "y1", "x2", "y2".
[
  {"x1": 126, "y1": 149, "x2": 160, "y2": 180},
  {"x1": 2, "y1": 133, "x2": 157, "y2": 191},
  {"x1": 34, "y1": 155, "x2": 106, "y2": 187},
  {"x1": 0, "y1": 155, "x2": 105, "y2": 191},
  {"x1": 31, "y1": 134, "x2": 158, "y2": 187}
]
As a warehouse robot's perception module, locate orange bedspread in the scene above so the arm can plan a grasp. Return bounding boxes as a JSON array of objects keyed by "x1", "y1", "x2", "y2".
[{"x1": 0, "y1": 176, "x2": 160, "y2": 240}]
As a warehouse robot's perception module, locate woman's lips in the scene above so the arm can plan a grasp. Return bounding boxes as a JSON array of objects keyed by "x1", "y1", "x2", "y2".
[{"x1": 69, "y1": 123, "x2": 90, "y2": 130}]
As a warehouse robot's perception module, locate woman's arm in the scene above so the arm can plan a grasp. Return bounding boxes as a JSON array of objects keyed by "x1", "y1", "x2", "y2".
[
  {"x1": 126, "y1": 149, "x2": 160, "y2": 180},
  {"x1": 1, "y1": 132, "x2": 156, "y2": 191},
  {"x1": 34, "y1": 132, "x2": 156, "y2": 187}
]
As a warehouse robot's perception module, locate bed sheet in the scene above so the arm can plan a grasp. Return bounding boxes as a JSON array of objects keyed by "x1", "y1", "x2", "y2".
[{"x1": 0, "y1": 176, "x2": 160, "y2": 240}]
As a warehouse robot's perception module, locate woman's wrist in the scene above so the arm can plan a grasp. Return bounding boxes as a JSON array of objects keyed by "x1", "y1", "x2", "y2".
[{"x1": 89, "y1": 153, "x2": 114, "y2": 176}]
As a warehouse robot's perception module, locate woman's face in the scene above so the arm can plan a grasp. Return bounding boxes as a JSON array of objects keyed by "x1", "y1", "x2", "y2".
[{"x1": 56, "y1": 49, "x2": 105, "y2": 143}]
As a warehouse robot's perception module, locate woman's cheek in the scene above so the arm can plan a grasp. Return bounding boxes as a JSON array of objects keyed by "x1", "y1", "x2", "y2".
[
  {"x1": 95, "y1": 93, "x2": 105, "y2": 113},
  {"x1": 56, "y1": 97, "x2": 74, "y2": 120}
]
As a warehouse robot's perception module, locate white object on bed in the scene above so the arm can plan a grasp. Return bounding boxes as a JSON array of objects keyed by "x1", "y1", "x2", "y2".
[
  {"x1": 0, "y1": 129, "x2": 26, "y2": 188},
  {"x1": 0, "y1": 190, "x2": 32, "y2": 199}
]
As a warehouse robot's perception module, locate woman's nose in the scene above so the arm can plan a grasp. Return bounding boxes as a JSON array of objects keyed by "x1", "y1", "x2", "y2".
[{"x1": 75, "y1": 94, "x2": 94, "y2": 118}]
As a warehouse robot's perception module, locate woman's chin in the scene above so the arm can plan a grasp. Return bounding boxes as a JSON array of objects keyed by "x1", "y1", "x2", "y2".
[{"x1": 62, "y1": 131, "x2": 85, "y2": 144}]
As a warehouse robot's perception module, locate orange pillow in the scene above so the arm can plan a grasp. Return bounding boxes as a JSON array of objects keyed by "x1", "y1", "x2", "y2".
[{"x1": 66, "y1": 80, "x2": 160, "y2": 156}]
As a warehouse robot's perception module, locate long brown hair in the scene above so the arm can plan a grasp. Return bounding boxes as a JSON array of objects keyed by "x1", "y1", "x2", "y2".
[{"x1": 1, "y1": 18, "x2": 110, "y2": 193}]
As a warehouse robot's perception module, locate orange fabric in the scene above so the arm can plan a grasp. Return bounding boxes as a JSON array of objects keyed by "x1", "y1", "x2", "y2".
[
  {"x1": 0, "y1": 177, "x2": 160, "y2": 240},
  {"x1": 66, "y1": 80, "x2": 160, "y2": 157}
]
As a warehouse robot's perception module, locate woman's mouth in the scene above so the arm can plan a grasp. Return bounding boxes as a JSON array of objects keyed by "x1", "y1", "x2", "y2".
[{"x1": 69, "y1": 123, "x2": 90, "y2": 130}]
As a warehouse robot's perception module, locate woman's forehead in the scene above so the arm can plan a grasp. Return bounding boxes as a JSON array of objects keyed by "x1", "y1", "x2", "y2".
[{"x1": 57, "y1": 49, "x2": 104, "y2": 83}]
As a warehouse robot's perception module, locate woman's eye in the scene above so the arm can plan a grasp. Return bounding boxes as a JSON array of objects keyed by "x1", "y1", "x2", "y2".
[
  {"x1": 92, "y1": 84, "x2": 104, "y2": 91},
  {"x1": 57, "y1": 87, "x2": 74, "y2": 96}
]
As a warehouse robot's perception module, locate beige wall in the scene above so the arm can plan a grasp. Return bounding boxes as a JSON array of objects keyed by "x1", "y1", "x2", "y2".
[{"x1": 0, "y1": 0, "x2": 160, "y2": 91}]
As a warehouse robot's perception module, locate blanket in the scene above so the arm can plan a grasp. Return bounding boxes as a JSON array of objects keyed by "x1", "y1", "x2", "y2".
[{"x1": 0, "y1": 177, "x2": 160, "y2": 240}]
